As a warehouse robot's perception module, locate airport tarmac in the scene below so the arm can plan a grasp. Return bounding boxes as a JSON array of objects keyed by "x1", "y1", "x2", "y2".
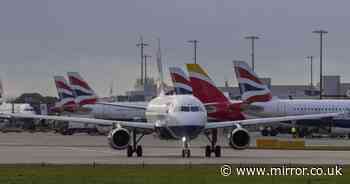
[{"x1": 0, "y1": 132, "x2": 350, "y2": 165}]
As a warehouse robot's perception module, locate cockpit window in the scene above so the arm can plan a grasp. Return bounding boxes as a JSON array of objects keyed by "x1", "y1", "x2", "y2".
[
  {"x1": 180, "y1": 106, "x2": 190, "y2": 112},
  {"x1": 177, "y1": 105, "x2": 204, "y2": 112}
]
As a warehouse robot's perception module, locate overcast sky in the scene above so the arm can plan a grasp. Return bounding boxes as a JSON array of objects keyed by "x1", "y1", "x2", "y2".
[{"x1": 0, "y1": 0, "x2": 350, "y2": 98}]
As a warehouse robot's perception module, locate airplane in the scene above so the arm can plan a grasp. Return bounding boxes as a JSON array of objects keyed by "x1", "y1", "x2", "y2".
[
  {"x1": 66, "y1": 72, "x2": 147, "y2": 121},
  {"x1": 233, "y1": 60, "x2": 350, "y2": 136},
  {"x1": 0, "y1": 80, "x2": 35, "y2": 115}
]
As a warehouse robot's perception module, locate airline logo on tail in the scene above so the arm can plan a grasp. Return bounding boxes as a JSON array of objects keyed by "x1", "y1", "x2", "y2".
[
  {"x1": 67, "y1": 72, "x2": 97, "y2": 106},
  {"x1": 169, "y1": 67, "x2": 193, "y2": 95},
  {"x1": 186, "y1": 63, "x2": 229, "y2": 103},
  {"x1": 53, "y1": 76, "x2": 77, "y2": 112},
  {"x1": 233, "y1": 61, "x2": 272, "y2": 103}
]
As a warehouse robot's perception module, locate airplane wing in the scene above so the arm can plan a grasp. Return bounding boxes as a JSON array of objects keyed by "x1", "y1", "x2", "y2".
[
  {"x1": 205, "y1": 112, "x2": 342, "y2": 129},
  {"x1": 95, "y1": 102, "x2": 147, "y2": 110},
  {"x1": 0, "y1": 113, "x2": 154, "y2": 130}
]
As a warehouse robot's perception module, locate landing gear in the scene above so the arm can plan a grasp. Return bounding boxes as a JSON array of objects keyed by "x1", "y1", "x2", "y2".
[
  {"x1": 214, "y1": 145, "x2": 221, "y2": 157},
  {"x1": 261, "y1": 126, "x2": 278, "y2": 136},
  {"x1": 136, "y1": 145, "x2": 143, "y2": 157},
  {"x1": 182, "y1": 137, "x2": 191, "y2": 158},
  {"x1": 204, "y1": 129, "x2": 222, "y2": 157},
  {"x1": 182, "y1": 149, "x2": 191, "y2": 158},
  {"x1": 126, "y1": 129, "x2": 144, "y2": 157}
]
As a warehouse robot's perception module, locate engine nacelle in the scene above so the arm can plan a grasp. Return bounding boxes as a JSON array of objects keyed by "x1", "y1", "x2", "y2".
[
  {"x1": 108, "y1": 128, "x2": 130, "y2": 150},
  {"x1": 229, "y1": 128, "x2": 250, "y2": 150}
]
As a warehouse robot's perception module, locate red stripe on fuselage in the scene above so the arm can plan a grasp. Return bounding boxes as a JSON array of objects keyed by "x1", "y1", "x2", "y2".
[
  {"x1": 246, "y1": 94, "x2": 272, "y2": 103},
  {"x1": 79, "y1": 98, "x2": 97, "y2": 106}
]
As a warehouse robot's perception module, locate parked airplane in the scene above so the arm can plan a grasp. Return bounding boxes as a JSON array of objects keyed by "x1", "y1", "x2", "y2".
[
  {"x1": 65, "y1": 72, "x2": 147, "y2": 121},
  {"x1": 0, "y1": 80, "x2": 35, "y2": 115},
  {"x1": 233, "y1": 60, "x2": 350, "y2": 136}
]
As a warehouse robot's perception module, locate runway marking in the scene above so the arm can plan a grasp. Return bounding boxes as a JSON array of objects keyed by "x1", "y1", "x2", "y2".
[{"x1": 60, "y1": 147, "x2": 118, "y2": 154}]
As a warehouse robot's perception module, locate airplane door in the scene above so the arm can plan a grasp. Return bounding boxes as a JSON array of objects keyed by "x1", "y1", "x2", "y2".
[{"x1": 278, "y1": 101, "x2": 287, "y2": 115}]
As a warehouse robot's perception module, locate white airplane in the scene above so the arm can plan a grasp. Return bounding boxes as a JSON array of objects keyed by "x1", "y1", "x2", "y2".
[
  {"x1": 51, "y1": 72, "x2": 147, "y2": 121},
  {"x1": 0, "y1": 80, "x2": 35, "y2": 115},
  {"x1": 233, "y1": 61, "x2": 350, "y2": 135}
]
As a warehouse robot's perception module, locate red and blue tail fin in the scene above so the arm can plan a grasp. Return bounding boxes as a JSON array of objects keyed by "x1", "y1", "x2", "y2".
[
  {"x1": 169, "y1": 67, "x2": 193, "y2": 95},
  {"x1": 67, "y1": 72, "x2": 97, "y2": 106},
  {"x1": 186, "y1": 63, "x2": 229, "y2": 104},
  {"x1": 53, "y1": 76, "x2": 77, "y2": 112},
  {"x1": 233, "y1": 61, "x2": 272, "y2": 103}
]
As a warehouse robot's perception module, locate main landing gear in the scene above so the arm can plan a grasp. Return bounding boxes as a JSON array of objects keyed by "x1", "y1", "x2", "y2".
[
  {"x1": 127, "y1": 129, "x2": 145, "y2": 157},
  {"x1": 181, "y1": 136, "x2": 191, "y2": 158},
  {"x1": 205, "y1": 129, "x2": 221, "y2": 157}
]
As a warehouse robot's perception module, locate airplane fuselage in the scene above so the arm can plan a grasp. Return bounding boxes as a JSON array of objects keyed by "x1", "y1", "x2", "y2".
[{"x1": 246, "y1": 99, "x2": 350, "y2": 128}]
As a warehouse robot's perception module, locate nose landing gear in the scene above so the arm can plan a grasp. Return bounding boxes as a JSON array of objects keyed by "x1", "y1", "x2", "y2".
[{"x1": 181, "y1": 136, "x2": 191, "y2": 158}]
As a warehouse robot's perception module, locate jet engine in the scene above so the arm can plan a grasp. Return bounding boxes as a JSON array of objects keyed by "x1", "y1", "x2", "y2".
[
  {"x1": 108, "y1": 128, "x2": 130, "y2": 150},
  {"x1": 229, "y1": 128, "x2": 250, "y2": 149}
]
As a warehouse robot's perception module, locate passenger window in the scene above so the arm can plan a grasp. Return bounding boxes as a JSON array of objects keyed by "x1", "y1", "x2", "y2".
[
  {"x1": 181, "y1": 106, "x2": 190, "y2": 112},
  {"x1": 191, "y1": 106, "x2": 199, "y2": 112}
]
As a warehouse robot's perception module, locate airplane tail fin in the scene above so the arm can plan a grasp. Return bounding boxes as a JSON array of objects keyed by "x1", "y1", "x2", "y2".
[
  {"x1": 0, "y1": 79, "x2": 3, "y2": 103},
  {"x1": 169, "y1": 67, "x2": 193, "y2": 95},
  {"x1": 186, "y1": 63, "x2": 229, "y2": 103},
  {"x1": 67, "y1": 72, "x2": 98, "y2": 106},
  {"x1": 53, "y1": 76, "x2": 77, "y2": 112},
  {"x1": 156, "y1": 38, "x2": 166, "y2": 96},
  {"x1": 233, "y1": 61, "x2": 272, "y2": 103}
]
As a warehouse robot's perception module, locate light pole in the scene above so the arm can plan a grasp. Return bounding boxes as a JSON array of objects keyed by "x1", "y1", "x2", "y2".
[
  {"x1": 187, "y1": 40, "x2": 199, "y2": 64},
  {"x1": 245, "y1": 36, "x2": 259, "y2": 72},
  {"x1": 143, "y1": 55, "x2": 151, "y2": 85},
  {"x1": 136, "y1": 36, "x2": 149, "y2": 86},
  {"x1": 306, "y1": 56, "x2": 314, "y2": 87},
  {"x1": 312, "y1": 30, "x2": 328, "y2": 99}
]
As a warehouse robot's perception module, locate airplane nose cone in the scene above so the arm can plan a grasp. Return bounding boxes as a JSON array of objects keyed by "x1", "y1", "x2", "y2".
[{"x1": 170, "y1": 112, "x2": 206, "y2": 139}]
